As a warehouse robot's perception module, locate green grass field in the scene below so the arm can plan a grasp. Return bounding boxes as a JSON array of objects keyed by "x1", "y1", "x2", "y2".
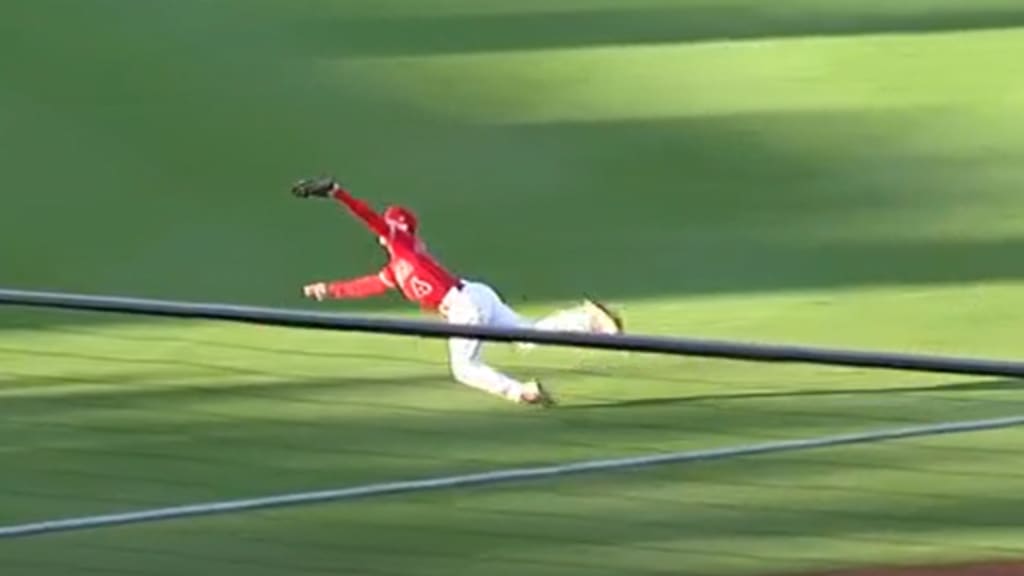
[{"x1": 3, "y1": 1, "x2": 1024, "y2": 574}]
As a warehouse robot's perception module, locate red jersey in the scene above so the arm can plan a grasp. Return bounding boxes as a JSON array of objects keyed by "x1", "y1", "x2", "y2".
[{"x1": 323, "y1": 187, "x2": 462, "y2": 313}]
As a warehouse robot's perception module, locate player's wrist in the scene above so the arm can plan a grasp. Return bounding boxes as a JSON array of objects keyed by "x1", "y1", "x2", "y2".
[{"x1": 328, "y1": 182, "x2": 345, "y2": 198}]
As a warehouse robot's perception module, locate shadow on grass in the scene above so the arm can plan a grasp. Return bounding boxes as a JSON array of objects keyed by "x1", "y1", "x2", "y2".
[
  {"x1": 297, "y1": 478, "x2": 1024, "y2": 576},
  {"x1": 5, "y1": 388, "x2": 1024, "y2": 576},
  {"x1": 14, "y1": 324, "x2": 444, "y2": 368},
  {"x1": 301, "y1": 3, "x2": 1024, "y2": 57},
  {"x1": 12, "y1": 325, "x2": 1020, "y2": 401},
  {"x1": 565, "y1": 378, "x2": 1024, "y2": 410},
  {"x1": 3, "y1": 353, "x2": 1024, "y2": 573},
  {"x1": 3, "y1": 359, "x2": 1022, "y2": 459}
]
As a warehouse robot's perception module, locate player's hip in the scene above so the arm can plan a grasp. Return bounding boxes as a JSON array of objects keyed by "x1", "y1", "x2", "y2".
[{"x1": 439, "y1": 279, "x2": 500, "y2": 321}]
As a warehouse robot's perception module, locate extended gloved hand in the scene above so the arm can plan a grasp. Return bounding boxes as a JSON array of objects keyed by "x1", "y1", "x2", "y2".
[{"x1": 291, "y1": 177, "x2": 338, "y2": 199}]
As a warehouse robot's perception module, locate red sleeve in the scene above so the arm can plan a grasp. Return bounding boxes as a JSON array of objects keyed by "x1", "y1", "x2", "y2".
[
  {"x1": 331, "y1": 186, "x2": 390, "y2": 237},
  {"x1": 325, "y1": 271, "x2": 391, "y2": 299}
]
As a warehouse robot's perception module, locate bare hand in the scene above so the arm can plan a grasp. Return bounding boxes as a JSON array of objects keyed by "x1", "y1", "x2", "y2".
[{"x1": 303, "y1": 282, "x2": 328, "y2": 301}]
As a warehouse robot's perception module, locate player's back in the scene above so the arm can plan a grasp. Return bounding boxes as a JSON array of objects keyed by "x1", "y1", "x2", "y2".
[{"x1": 384, "y1": 233, "x2": 461, "y2": 309}]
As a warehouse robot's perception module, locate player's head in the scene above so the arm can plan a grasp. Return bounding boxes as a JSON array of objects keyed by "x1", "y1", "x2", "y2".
[
  {"x1": 379, "y1": 205, "x2": 418, "y2": 245},
  {"x1": 384, "y1": 205, "x2": 417, "y2": 234}
]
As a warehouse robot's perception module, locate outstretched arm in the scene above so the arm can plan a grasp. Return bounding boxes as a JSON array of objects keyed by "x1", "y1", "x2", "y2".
[
  {"x1": 330, "y1": 186, "x2": 390, "y2": 237},
  {"x1": 303, "y1": 268, "x2": 395, "y2": 301},
  {"x1": 291, "y1": 177, "x2": 389, "y2": 237}
]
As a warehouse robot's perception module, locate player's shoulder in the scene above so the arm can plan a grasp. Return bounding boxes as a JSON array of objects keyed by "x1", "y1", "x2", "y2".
[{"x1": 392, "y1": 232, "x2": 432, "y2": 253}]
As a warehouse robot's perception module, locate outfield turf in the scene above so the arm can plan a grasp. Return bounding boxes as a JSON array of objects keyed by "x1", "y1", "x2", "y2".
[{"x1": 3, "y1": 1, "x2": 1024, "y2": 574}]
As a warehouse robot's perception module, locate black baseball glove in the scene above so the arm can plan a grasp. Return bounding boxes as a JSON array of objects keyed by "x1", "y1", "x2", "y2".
[{"x1": 291, "y1": 177, "x2": 338, "y2": 199}]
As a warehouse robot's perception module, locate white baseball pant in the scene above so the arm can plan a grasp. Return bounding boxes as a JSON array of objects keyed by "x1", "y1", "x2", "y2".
[{"x1": 440, "y1": 281, "x2": 595, "y2": 401}]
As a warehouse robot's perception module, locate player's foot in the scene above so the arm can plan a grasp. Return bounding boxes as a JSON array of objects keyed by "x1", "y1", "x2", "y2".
[
  {"x1": 518, "y1": 381, "x2": 556, "y2": 407},
  {"x1": 584, "y1": 299, "x2": 624, "y2": 334}
]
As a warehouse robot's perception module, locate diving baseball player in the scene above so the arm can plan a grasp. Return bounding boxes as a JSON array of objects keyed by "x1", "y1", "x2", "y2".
[{"x1": 291, "y1": 177, "x2": 623, "y2": 406}]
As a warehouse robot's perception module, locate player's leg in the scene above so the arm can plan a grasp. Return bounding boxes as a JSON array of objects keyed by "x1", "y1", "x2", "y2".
[
  {"x1": 485, "y1": 294, "x2": 623, "y2": 352},
  {"x1": 533, "y1": 300, "x2": 623, "y2": 334},
  {"x1": 447, "y1": 334, "x2": 522, "y2": 401},
  {"x1": 475, "y1": 282, "x2": 622, "y2": 335},
  {"x1": 479, "y1": 285, "x2": 621, "y2": 351},
  {"x1": 532, "y1": 305, "x2": 592, "y2": 332},
  {"x1": 445, "y1": 284, "x2": 552, "y2": 405}
]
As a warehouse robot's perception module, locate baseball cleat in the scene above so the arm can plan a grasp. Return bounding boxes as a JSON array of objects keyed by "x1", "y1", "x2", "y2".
[
  {"x1": 584, "y1": 299, "x2": 624, "y2": 334},
  {"x1": 519, "y1": 380, "x2": 556, "y2": 407}
]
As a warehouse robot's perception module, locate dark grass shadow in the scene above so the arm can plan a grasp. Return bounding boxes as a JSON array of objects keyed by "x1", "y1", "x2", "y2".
[
  {"x1": 0, "y1": 345, "x2": 300, "y2": 379},
  {"x1": 4, "y1": 325, "x2": 1024, "y2": 425},
  {"x1": 4, "y1": 362, "x2": 1024, "y2": 572},
  {"x1": 4, "y1": 366, "x2": 1022, "y2": 457},
  {"x1": 299, "y1": 4, "x2": 1024, "y2": 57},
  {"x1": 564, "y1": 378, "x2": 1024, "y2": 410},
  {"x1": 330, "y1": 485, "x2": 1024, "y2": 557},
  {"x1": 18, "y1": 325, "x2": 444, "y2": 368},
  {"x1": 6, "y1": 412, "x2": 1024, "y2": 575},
  {"x1": 0, "y1": 369, "x2": 451, "y2": 414},
  {"x1": 11, "y1": 489, "x2": 1024, "y2": 576},
  {"x1": 779, "y1": 560, "x2": 1024, "y2": 576},
  {"x1": 22, "y1": 326, "x2": 1022, "y2": 403},
  {"x1": 311, "y1": 487, "x2": 1024, "y2": 576},
  {"x1": 121, "y1": 481, "x2": 1024, "y2": 576}
]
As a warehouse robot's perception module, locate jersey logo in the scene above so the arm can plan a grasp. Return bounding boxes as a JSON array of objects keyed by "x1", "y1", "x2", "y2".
[
  {"x1": 393, "y1": 260, "x2": 414, "y2": 284},
  {"x1": 410, "y1": 277, "x2": 433, "y2": 298}
]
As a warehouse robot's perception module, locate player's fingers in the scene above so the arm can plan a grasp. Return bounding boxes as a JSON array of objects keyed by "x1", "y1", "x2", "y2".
[{"x1": 306, "y1": 283, "x2": 327, "y2": 300}]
